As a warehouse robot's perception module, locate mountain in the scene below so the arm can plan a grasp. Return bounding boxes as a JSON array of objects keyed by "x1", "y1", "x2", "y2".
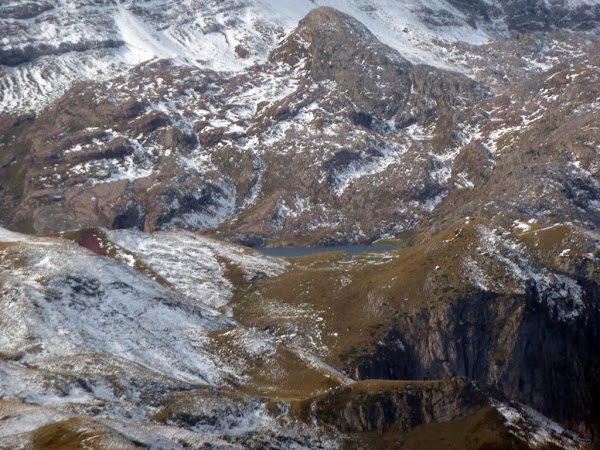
[{"x1": 1, "y1": 0, "x2": 600, "y2": 447}]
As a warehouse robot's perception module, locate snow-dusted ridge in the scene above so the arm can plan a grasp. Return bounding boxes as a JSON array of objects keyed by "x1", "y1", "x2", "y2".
[
  {"x1": 0, "y1": 230, "x2": 231, "y2": 386},
  {"x1": 1, "y1": 0, "x2": 574, "y2": 114},
  {"x1": 106, "y1": 228, "x2": 288, "y2": 311},
  {"x1": 492, "y1": 399, "x2": 589, "y2": 449}
]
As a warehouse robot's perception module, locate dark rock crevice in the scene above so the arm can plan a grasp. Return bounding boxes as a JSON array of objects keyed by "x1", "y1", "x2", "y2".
[{"x1": 0, "y1": 39, "x2": 125, "y2": 67}]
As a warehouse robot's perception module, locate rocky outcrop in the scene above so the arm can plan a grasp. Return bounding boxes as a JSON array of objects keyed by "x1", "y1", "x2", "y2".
[
  {"x1": 301, "y1": 377, "x2": 587, "y2": 448},
  {"x1": 271, "y1": 7, "x2": 485, "y2": 127},
  {"x1": 498, "y1": 0, "x2": 600, "y2": 32},
  {"x1": 153, "y1": 389, "x2": 266, "y2": 434},
  {"x1": 271, "y1": 7, "x2": 413, "y2": 120},
  {"x1": 307, "y1": 377, "x2": 494, "y2": 433},
  {"x1": 0, "y1": 1, "x2": 54, "y2": 20},
  {"x1": 152, "y1": 180, "x2": 237, "y2": 231},
  {"x1": 112, "y1": 200, "x2": 145, "y2": 230},
  {"x1": 408, "y1": 65, "x2": 486, "y2": 124},
  {"x1": 444, "y1": 0, "x2": 600, "y2": 32}
]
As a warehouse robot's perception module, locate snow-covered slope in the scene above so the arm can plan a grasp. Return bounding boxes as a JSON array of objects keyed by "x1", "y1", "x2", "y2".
[
  {"x1": 0, "y1": 228, "x2": 344, "y2": 425},
  {"x1": 106, "y1": 229, "x2": 287, "y2": 310},
  {"x1": 0, "y1": 231, "x2": 232, "y2": 385},
  {"x1": 2, "y1": 0, "x2": 597, "y2": 114}
]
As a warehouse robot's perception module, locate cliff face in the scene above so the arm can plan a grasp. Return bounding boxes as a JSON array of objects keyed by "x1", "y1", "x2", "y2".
[{"x1": 355, "y1": 288, "x2": 600, "y2": 439}]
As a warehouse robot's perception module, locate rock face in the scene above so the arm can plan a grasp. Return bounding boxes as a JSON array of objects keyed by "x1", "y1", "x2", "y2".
[
  {"x1": 0, "y1": 38, "x2": 124, "y2": 67},
  {"x1": 444, "y1": 0, "x2": 600, "y2": 32},
  {"x1": 304, "y1": 378, "x2": 587, "y2": 448},
  {"x1": 498, "y1": 0, "x2": 600, "y2": 32},
  {"x1": 2, "y1": 5, "x2": 599, "y2": 244},
  {"x1": 355, "y1": 289, "x2": 600, "y2": 439},
  {"x1": 271, "y1": 7, "x2": 413, "y2": 120}
]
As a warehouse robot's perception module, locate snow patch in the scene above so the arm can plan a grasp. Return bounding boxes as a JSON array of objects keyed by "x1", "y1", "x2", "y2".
[
  {"x1": 106, "y1": 229, "x2": 287, "y2": 310},
  {"x1": 473, "y1": 226, "x2": 585, "y2": 321}
]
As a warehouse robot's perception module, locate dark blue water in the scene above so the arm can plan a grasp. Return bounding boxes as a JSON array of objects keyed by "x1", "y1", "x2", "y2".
[{"x1": 253, "y1": 245, "x2": 398, "y2": 257}]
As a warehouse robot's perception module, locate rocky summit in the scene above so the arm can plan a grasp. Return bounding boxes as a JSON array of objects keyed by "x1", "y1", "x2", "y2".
[{"x1": 0, "y1": 0, "x2": 600, "y2": 448}]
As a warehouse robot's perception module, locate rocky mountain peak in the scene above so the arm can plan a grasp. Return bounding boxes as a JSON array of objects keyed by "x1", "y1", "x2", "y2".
[
  {"x1": 294, "y1": 7, "x2": 383, "y2": 45},
  {"x1": 271, "y1": 7, "x2": 413, "y2": 120}
]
